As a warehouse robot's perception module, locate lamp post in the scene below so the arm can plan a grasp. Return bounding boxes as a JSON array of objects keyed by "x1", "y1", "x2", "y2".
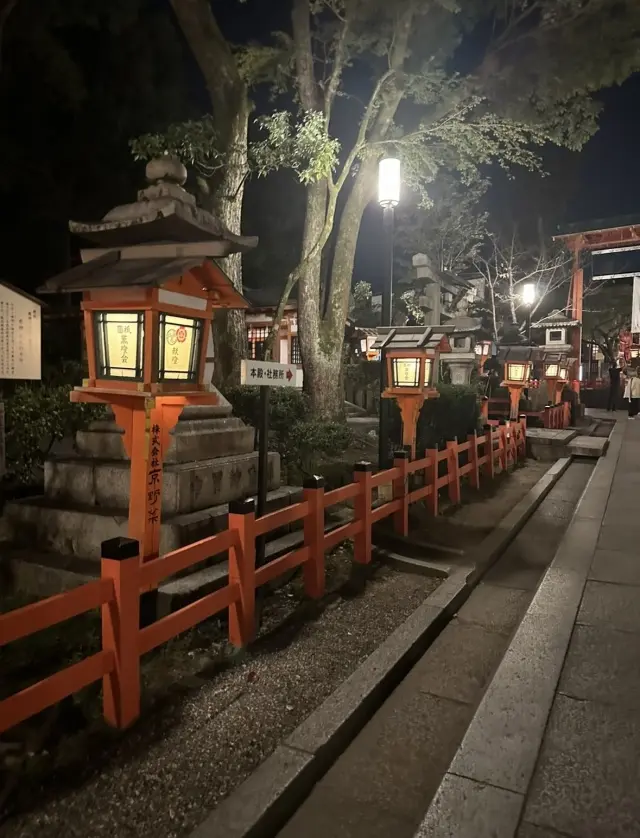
[
  {"x1": 377, "y1": 157, "x2": 400, "y2": 468},
  {"x1": 522, "y1": 282, "x2": 536, "y2": 342}
]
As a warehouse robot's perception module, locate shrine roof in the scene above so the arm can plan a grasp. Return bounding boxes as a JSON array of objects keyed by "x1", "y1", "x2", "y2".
[{"x1": 37, "y1": 251, "x2": 249, "y2": 308}]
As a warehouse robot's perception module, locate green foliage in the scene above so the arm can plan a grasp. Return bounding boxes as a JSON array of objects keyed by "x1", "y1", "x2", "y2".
[
  {"x1": 130, "y1": 109, "x2": 339, "y2": 187},
  {"x1": 3, "y1": 370, "x2": 104, "y2": 484},
  {"x1": 416, "y1": 384, "x2": 482, "y2": 453},
  {"x1": 130, "y1": 116, "x2": 223, "y2": 177},
  {"x1": 224, "y1": 385, "x2": 353, "y2": 477}
]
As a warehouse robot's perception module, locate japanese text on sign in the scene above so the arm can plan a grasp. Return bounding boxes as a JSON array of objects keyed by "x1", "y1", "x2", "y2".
[
  {"x1": 147, "y1": 423, "x2": 162, "y2": 525},
  {"x1": 240, "y1": 359, "x2": 297, "y2": 388},
  {"x1": 0, "y1": 283, "x2": 41, "y2": 381}
]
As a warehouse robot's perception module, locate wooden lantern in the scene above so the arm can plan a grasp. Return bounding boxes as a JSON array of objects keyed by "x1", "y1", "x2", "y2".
[
  {"x1": 542, "y1": 352, "x2": 570, "y2": 404},
  {"x1": 40, "y1": 257, "x2": 248, "y2": 561},
  {"x1": 372, "y1": 327, "x2": 450, "y2": 458},
  {"x1": 499, "y1": 347, "x2": 535, "y2": 420},
  {"x1": 474, "y1": 339, "x2": 495, "y2": 373}
]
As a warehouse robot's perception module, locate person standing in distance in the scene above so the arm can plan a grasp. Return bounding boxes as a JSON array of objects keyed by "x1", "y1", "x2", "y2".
[{"x1": 608, "y1": 359, "x2": 622, "y2": 412}]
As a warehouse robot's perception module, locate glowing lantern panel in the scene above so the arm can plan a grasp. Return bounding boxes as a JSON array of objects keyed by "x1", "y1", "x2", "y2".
[
  {"x1": 559, "y1": 368, "x2": 568, "y2": 380},
  {"x1": 545, "y1": 363, "x2": 559, "y2": 378},
  {"x1": 423, "y1": 358, "x2": 433, "y2": 387},
  {"x1": 159, "y1": 313, "x2": 203, "y2": 382},
  {"x1": 378, "y1": 158, "x2": 401, "y2": 208},
  {"x1": 95, "y1": 311, "x2": 144, "y2": 379},
  {"x1": 506, "y1": 362, "x2": 528, "y2": 383},
  {"x1": 392, "y1": 357, "x2": 420, "y2": 387}
]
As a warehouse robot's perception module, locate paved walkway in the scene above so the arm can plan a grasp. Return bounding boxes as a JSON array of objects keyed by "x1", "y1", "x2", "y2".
[
  {"x1": 419, "y1": 414, "x2": 640, "y2": 838},
  {"x1": 275, "y1": 461, "x2": 595, "y2": 838}
]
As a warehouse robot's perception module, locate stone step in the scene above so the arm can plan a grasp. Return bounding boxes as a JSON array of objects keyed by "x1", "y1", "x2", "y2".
[
  {"x1": 526, "y1": 428, "x2": 578, "y2": 462},
  {"x1": 44, "y1": 451, "x2": 280, "y2": 515},
  {"x1": 3, "y1": 485, "x2": 302, "y2": 561},
  {"x1": 567, "y1": 435, "x2": 609, "y2": 458},
  {"x1": 75, "y1": 418, "x2": 255, "y2": 463}
]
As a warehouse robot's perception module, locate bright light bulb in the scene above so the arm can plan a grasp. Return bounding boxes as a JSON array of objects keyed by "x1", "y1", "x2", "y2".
[
  {"x1": 378, "y1": 158, "x2": 400, "y2": 208},
  {"x1": 522, "y1": 283, "x2": 536, "y2": 306}
]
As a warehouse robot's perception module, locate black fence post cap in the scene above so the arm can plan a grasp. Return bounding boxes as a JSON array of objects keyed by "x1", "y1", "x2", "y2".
[
  {"x1": 393, "y1": 449, "x2": 410, "y2": 460},
  {"x1": 229, "y1": 497, "x2": 256, "y2": 515},
  {"x1": 303, "y1": 474, "x2": 325, "y2": 489},
  {"x1": 102, "y1": 537, "x2": 139, "y2": 561},
  {"x1": 354, "y1": 461, "x2": 373, "y2": 472}
]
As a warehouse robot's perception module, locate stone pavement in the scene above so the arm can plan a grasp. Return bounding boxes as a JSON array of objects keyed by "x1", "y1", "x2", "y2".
[
  {"x1": 418, "y1": 414, "x2": 640, "y2": 838},
  {"x1": 275, "y1": 461, "x2": 595, "y2": 838}
]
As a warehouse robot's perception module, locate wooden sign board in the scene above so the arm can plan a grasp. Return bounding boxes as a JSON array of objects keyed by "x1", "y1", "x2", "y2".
[
  {"x1": 0, "y1": 282, "x2": 42, "y2": 381},
  {"x1": 240, "y1": 359, "x2": 297, "y2": 388}
]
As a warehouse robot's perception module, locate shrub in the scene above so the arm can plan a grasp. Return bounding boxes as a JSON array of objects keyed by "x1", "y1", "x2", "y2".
[
  {"x1": 3, "y1": 370, "x2": 104, "y2": 484},
  {"x1": 224, "y1": 385, "x2": 352, "y2": 478},
  {"x1": 387, "y1": 383, "x2": 481, "y2": 456}
]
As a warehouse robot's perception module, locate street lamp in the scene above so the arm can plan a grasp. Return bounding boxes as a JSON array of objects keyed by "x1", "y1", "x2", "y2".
[
  {"x1": 522, "y1": 282, "x2": 536, "y2": 342},
  {"x1": 377, "y1": 156, "x2": 401, "y2": 468}
]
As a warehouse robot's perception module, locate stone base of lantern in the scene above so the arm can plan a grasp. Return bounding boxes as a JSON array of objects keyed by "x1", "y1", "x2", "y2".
[{"x1": 1, "y1": 392, "x2": 301, "y2": 598}]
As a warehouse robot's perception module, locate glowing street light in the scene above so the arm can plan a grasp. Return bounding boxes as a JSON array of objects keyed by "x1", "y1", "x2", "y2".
[{"x1": 378, "y1": 157, "x2": 401, "y2": 208}]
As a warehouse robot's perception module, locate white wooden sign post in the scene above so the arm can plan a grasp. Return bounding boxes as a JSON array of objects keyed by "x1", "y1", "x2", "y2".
[
  {"x1": 240, "y1": 359, "x2": 297, "y2": 562},
  {"x1": 0, "y1": 281, "x2": 43, "y2": 478}
]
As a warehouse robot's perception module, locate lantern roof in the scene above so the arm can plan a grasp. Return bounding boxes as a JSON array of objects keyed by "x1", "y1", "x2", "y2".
[
  {"x1": 543, "y1": 351, "x2": 568, "y2": 365},
  {"x1": 497, "y1": 346, "x2": 543, "y2": 363},
  {"x1": 36, "y1": 250, "x2": 249, "y2": 309},
  {"x1": 531, "y1": 309, "x2": 580, "y2": 329},
  {"x1": 67, "y1": 156, "x2": 258, "y2": 255},
  {"x1": 371, "y1": 325, "x2": 451, "y2": 352}
]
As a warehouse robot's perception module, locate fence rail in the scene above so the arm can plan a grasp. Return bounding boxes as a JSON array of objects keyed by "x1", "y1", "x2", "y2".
[{"x1": 0, "y1": 421, "x2": 526, "y2": 735}]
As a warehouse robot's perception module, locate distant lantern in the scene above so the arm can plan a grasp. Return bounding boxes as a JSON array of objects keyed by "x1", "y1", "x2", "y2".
[
  {"x1": 498, "y1": 346, "x2": 536, "y2": 420},
  {"x1": 542, "y1": 352, "x2": 570, "y2": 403},
  {"x1": 474, "y1": 339, "x2": 494, "y2": 373},
  {"x1": 372, "y1": 326, "x2": 450, "y2": 458}
]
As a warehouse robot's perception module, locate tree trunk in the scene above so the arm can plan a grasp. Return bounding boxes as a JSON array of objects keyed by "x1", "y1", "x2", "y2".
[{"x1": 210, "y1": 97, "x2": 250, "y2": 387}]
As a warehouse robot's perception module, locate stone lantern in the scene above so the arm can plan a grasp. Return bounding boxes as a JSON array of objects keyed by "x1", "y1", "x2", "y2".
[
  {"x1": 372, "y1": 326, "x2": 450, "y2": 458},
  {"x1": 439, "y1": 315, "x2": 485, "y2": 385},
  {"x1": 531, "y1": 309, "x2": 581, "y2": 392}
]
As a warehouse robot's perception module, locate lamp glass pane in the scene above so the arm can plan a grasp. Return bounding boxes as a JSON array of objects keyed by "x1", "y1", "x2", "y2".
[
  {"x1": 378, "y1": 158, "x2": 400, "y2": 207},
  {"x1": 159, "y1": 314, "x2": 203, "y2": 382},
  {"x1": 94, "y1": 311, "x2": 144, "y2": 379},
  {"x1": 392, "y1": 357, "x2": 419, "y2": 387},
  {"x1": 423, "y1": 358, "x2": 433, "y2": 386},
  {"x1": 559, "y1": 368, "x2": 568, "y2": 380},
  {"x1": 507, "y1": 362, "x2": 527, "y2": 382},
  {"x1": 545, "y1": 364, "x2": 559, "y2": 377}
]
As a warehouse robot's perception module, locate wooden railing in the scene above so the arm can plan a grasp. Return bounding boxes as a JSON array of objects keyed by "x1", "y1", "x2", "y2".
[
  {"x1": 0, "y1": 421, "x2": 526, "y2": 734},
  {"x1": 488, "y1": 399, "x2": 570, "y2": 430}
]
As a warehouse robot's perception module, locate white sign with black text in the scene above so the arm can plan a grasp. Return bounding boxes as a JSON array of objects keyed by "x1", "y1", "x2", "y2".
[
  {"x1": 0, "y1": 282, "x2": 42, "y2": 381},
  {"x1": 240, "y1": 359, "x2": 297, "y2": 387}
]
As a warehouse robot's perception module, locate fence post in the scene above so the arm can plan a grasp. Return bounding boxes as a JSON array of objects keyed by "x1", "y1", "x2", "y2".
[
  {"x1": 303, "y1": 475, "x2": 325, "y2": 598},
  {"x1": 519, "y1": 415, "x2": 528, "y2": 461},
  {"x1": 446, "y1": 438, "x2": 461, "y2": 505},
  {"x1": 426, "y1": 447, "x2": 439, "y2": 516},
  {"x1": 353, "y1": 461, "x2": 373, "y2": 564},
  {"x1": 480, "y1": 396, "x2": 489, "y2": 425},
  {"x1": 483, "y1": 425, "x2": 495, "y2": 480},
  {"x1": 392, "y1": 449, "x2": 410, "y2": 538},
  {"x1": 544, "y1": 404, "x2": 551, "y2": 429},
  {"x1": 228, "y1": 497, "x2": 256, "y2": 648},
  {"x1": 468, "y1": 432, "x2": 480, "y2": 489},
  {"x1": 498, "y1": 420, "x2": 508, "y2": 471},
  {"x1": 101, "y1": 537, "x2": 141, "y2": 730}
]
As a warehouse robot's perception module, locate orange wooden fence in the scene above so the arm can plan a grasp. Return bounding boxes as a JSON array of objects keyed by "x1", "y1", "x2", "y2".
[
  {"x1": 487, "y1": 399, "x2": 570, "y2": 430},
  {"x1": 0, "y1": 421, "x2": 526, "y2": 734}
]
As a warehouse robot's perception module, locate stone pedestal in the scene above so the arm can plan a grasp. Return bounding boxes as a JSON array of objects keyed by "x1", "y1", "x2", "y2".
[{"x1": 2, "y1": 392, "x2": 286, "y2": 561}]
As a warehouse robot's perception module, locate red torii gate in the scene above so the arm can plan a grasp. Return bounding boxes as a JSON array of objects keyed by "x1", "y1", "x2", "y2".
[{"x1": 554, "y1": 215, "x2": 640, "y2": 396}]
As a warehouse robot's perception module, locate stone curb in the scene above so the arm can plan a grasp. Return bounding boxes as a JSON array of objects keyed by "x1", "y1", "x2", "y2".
[
  {"x1": 189, "y1": 458, "x2": 571, "y2": 838},
  {"x1": 414, "y1": 425, "x2": 625, "y2": 838}
]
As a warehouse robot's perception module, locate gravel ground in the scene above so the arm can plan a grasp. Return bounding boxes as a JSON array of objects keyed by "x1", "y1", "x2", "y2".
[{"x1": 1, "y1": 555, "x2": 440, "y2": 838}]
